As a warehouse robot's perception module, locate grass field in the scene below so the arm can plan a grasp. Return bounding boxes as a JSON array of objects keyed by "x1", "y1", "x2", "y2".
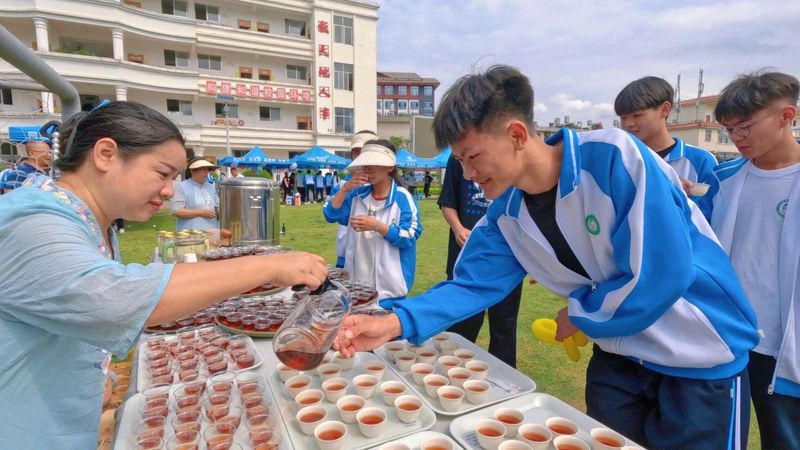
[{"x1": 119, "y1": 198, "x2": 760, "y2": 447}]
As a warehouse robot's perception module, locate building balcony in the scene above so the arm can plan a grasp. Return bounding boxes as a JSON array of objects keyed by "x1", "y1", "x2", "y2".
[
  {"x1": 0, "y1": 0, "x2": 195, "y2": 43},
  {"x1": 0, "y1": 52, "x2": 198, "y2": 94},
  {"x1": 196, "y1": 22, "x2": 312, "y2": 60},
  {"x1": 180, "y1": 123, "x2": 314, "y2": 156}
]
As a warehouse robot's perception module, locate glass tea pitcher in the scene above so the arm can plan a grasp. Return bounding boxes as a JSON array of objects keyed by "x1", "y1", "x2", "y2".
[{"x1": 273, "y1": 279, "x2": 351, "y2": 371}]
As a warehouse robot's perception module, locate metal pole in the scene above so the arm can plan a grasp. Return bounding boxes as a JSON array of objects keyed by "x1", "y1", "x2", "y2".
[
  {"x1": 224, "y1": 104, "x2": 231, "y2": 157},
  {"x1": 0, "y1": 25, "x2": 80, "y2": 122}
]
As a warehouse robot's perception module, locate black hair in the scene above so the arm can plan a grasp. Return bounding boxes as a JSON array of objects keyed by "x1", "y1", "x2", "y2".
[
  {"x1": 714, "y1": 71, "x2": 800, "y2": 123},
  {"x1": 614, "y1": 76, "x2": 674, "y2": 116},
  {"x1": 433, "y1": 65, "x2": 534, "y2": 149},
  {"x1": 57, "y1": 101, "x2": 185, "y2": 172},
  {"x1": 362, "y1": 138, "x2": 405, "y2": 187}
]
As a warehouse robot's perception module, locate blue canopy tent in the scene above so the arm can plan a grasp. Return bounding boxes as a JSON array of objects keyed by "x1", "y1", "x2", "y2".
[
  {"x1": 216, "y1": 155, "x2": 239, "y2": 167},
  {"x1": 290, "y1": 145, "x2": 350, "y2": 169},
  {"x1": 236, "y1": 146, "x2": 271, "y2": 168},
  {"x1": 396, "y1": 148, "x2": 439, "y2": 169},
  {"x1": 430, "y1": 147, "x2": 451, "y2": 168},
  {"x1": 9, "y1": 125, "x2": 49, "y2": 143},
  {"x1": 263, "y1": 158, "x2": 294, "y2": 170}
]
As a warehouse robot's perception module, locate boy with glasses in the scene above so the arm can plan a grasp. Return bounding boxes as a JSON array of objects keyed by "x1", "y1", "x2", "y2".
[
  {"x1": 615, "y1": 76, "x2": 718, "y2": 217},
  {"x1": 709, "y1": 71, "x2": 800, "y2": 450}
]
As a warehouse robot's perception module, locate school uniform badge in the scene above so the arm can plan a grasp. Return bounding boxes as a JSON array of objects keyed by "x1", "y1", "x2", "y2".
[
  {"x1": 585, "y1": 215, "x2": 601, "y2": 235},
  {"x1": 776, "y1": 199, "x2": 788, "y2": 218}
]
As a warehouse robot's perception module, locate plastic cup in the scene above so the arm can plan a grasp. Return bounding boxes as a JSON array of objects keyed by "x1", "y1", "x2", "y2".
[
  {"x1": 382, "y1": 341, "x2": 405, "y2": 362},
  {"x1": 364, "y1": 361, "x2": 386, "y2": 380},
  {"x1": 466, "y1": 360, "x2": 490, "y2": 380},
  {"x1": 415, "y1": 348, "x2": 439, "y2": 365},
  {"x1": 394, "y1": 350, "x2": 416, "y2": 371},
  {"x1": 437, "y1": 355, "x2": 461, "y2": 371},
  {"x1": 423, "y1": 374, "x2": 449, "y2": 397},
  {"x1": 353, "y1": 374, "x2": 379, "y2": 399},
  {"x1": 336, "y1": 394, "x2": 366, "y2": 423},
  {"x1": 499, "y1": 440, "x2": 534, "y2": 450},
  {"x1": 453, "y1": 348, "x2": 477, "y2": 363},
  {"x1": 296, "y1": 405, "x2": 327, "y2": 435},
  {"x1": 518, "y1": 423, "x2": 553, "y2": 450},
  {"x1": 277, "y1": 362, "x2": 299, "y2": 381},
  {"x1": 554, "y1": 435, "x2": 590, "y2": 450},
  {"x1": 321, "y1": 377, "x2": 349, "y2": 403},
  {"x1": 332, "y1": 351, "x2": 355, "y2": 371},
  {"x1": 463, "y1": 379, "x2": 490, "y2": 404},
  {"x1": 411, "y1": 362, "x2": 435, "y2": 385},
  {"x1": 421, "y1": 435, "x2": 454, "y2": 450},
  {"x1": 474, "y1": 418, "x2": 507, "y2": 450},
  {"x1": 314, "y1": 420, "x2": 347, "y2": 450},
  {"x1": 437, "y1": 385, "x2": 465, "y2": 412},
  {"x1": 356, "y1": 406, "x2": 387, "y2": 438},
  {"x1": 285, "y1": 374, "x2": 312, "y2": 398},
  {"x1": 494, "y1": 407, "x2": 525, "y2": 437},
  {"x1": 591, "y1": 427, "x2": 626, "y2": 450},
  {"x1": 447, "y1": 367, "x2": 472, "y2": 388},
  {"x1": 295, "y1": 388, "x2": 325, "y2": 408},
  {"x1": 394, "y1": 394, "x2": 423, "y2": 423},
  {"x1": 380, "y1": 380, "x2": 407, "y2": 406},
  {"x1": 317, "y1": 363, "x2": 343, "y2": 381},
  {"x1": 546, "y1": 416, "x2": 579, "y2": 437}
]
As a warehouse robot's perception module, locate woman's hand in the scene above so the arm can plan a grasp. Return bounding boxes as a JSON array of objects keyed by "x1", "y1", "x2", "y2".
[
  {"x1": 199, "y1": 209, "x2": 217, "y2": 219},
  {"x1": 333, "y1": 313, "x2": 403, "y2": 357},
  {"x1": 343, "y1": 172, "x2": 369, "y2": 192},
  {"x1": 265, "y1": 252, "x2": 327, "y2": 289},
  {"x1": 350, "y1": 215, "x2": 381, "y2": 232}
]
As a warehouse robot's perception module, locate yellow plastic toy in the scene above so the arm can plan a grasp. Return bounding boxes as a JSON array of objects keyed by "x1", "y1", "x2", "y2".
[{"x1": 531, "y1": 318, "x2": 589, "y2": 362}]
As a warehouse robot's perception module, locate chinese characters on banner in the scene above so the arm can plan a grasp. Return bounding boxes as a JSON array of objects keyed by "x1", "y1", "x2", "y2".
[
  {"x1": 318, "y1": 44, "x2": 329, "y2": 57},
  {"x1": 202, "y1": 81, "x2": 312, "y2": 103},
  {"x1": 318, "y1": 87, "x2": 331, "y2": 98},
  {"x1": 317, "y1": 20, "x2": 329, "y2": 33},
  {"x1": 318, "y1": 66, "x2": 330, "y2": 78},
  {"x1": 319, "y1": 107, "x2": 330, "y2": 120}
]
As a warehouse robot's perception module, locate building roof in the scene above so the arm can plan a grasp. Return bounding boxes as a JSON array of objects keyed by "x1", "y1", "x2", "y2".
[
  {"x1": 678, "y1": 95, "x2": 721, "y2": 107},
  {"x1": 377, "y1": 71, "x2": 440, "y2": 86},
  {"x1": 667, "y1": 121, "x2": 723, "y2": 131}
]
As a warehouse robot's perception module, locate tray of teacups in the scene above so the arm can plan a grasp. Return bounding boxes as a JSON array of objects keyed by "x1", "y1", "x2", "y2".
[
  {"x1": 115, "y1": 370, "x2": 289, "y2": 450},
  {"x1": 137, "y1": 324, "x2": 264, "y2": 393},
  {"x1": 449, "y1": 392, "x2": 643, "y2": 450},
  {"x1": 213, "y1": 293, "x2": 297, "y2": 338},
  {"x1": 370, "y1": 430, "x2": 466, "y2": 450},
  {"x1": 372, "y1": 332, "x2": 536, "y2": 416},
  {"x1": 266, "y1": 351, "x2": 436, "y2": 450}
]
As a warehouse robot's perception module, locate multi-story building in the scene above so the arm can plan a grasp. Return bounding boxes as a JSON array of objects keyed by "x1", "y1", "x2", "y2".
[
  {"x1": 375, "y1": 71, "x2": 438, "y2": 117},
  {"x1": 0, "y1": 0, "x2": 378, "y2": 160}
]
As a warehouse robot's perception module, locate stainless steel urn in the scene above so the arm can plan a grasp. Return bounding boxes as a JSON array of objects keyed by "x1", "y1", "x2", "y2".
[{"x1": 219, "y1": 177, "x2": 281, "y2": 246}]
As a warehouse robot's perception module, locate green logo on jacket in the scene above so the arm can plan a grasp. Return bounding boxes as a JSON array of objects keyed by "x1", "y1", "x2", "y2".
[{"x1": 585, "y1": 215, "x2": 601, "y2": 235}]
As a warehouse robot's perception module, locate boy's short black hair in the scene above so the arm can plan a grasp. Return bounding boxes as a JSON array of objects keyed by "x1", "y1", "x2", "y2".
[
  {"x1": 433, "y1": 65, "x2": 534, "y2": 149},
  {"x1": 614, "y1": 76, "x2": 674, "y2": 116},
  {"x1": 714, "y1": 71, "x2": 800, "y2": 123}
]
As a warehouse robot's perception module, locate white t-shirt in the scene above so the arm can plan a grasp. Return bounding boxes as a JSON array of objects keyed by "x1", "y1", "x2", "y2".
[
  {"x1": 351, "y1": 194, "x2": 384, "y2": 288},
  {"x1": 729, "y1": 162, "x2": 800, "y2": 355}
]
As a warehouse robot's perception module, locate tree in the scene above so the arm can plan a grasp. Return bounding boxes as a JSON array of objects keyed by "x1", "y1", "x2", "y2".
[{"x1": 388, "y1": 135, "x2": 410, "y2": 150}]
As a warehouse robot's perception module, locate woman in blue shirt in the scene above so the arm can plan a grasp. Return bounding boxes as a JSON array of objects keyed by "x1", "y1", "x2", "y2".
[
  {"x1": 171, "y1": 157, "x2": 219, "y2": 230},
  {"x1": 0, "y1": 101, "x2": 326, "y2": 449}
]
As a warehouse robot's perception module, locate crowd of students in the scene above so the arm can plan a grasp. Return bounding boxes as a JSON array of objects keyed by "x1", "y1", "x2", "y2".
[{"x1": 0, "y1": 65, "x2": 797, "y2": 450}]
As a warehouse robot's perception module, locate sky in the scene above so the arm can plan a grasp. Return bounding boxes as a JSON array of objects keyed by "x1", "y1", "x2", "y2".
[{"x1": 374, "y1": 0, "x2": 800, "y2": 127}]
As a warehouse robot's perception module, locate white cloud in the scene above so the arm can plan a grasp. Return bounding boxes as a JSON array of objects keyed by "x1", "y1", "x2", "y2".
[{"x1": 534, "y1": 102, "x2": 548, "y2": 114}]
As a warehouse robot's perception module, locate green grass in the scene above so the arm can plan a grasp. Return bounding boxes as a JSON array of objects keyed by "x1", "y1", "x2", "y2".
[{"x1": 119, "y1": 199, "x2": 760, "y2": 448}]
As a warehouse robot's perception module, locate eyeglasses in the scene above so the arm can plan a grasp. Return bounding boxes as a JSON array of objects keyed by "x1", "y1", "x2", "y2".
[{"x1": 721, "y1": 106, "x2": 784, "y2": 139}]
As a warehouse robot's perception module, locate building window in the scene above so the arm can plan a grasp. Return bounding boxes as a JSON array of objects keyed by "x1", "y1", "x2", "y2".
[
  {"x1": 163, "y1": 50, "x2": 189, "y2": 68},
  {"x1": 334, "y1": 63, "x2": 354, "y2": 91},
  {"x1": 397, "y1": 100, "x2": 408, "y2": 114},
  {"x1": 258, "y1": 69, "x2": 272, "y2": 81},
  {"x1": 385, "y1": 85, "x2": 393, "y2": 95},
  {"x1": 296, "y1": 116, "x2": 311, "y2": 130},
  {"x1": 376, "y1": 100, "x2": 382, "y2": 112},
  {"x1": 410, "y1": 100, "x2": 419, "y2": 112},
  {"x1": 215, "y1": 103, "x2": 238, "y2": 118},
  {"x1": 232, "y1": 149, "x2": 247, "y2": 157},
  {"x1": 194, "y1": 3, "x2": 219, "y2": 22},
  {"x1": 383, "y1": 100, "x2": 393, "y2": 114},
  {"x1": 286, "y1": 65, "x2": 307, "y2": 81},
  {"x1": 335, "y1": 107, "x2": 354, "y2": 133},
  {"x1": 705, "y1": 129, "x2": 712, "y2": 142},
  {"x1": 423, "y1": 86, "x2": 433, "y2": 96},
  {"x1": 198, "y1": 54, "x2": 221, "y2": 71},
  {"x1": 161, "y1": 0, "x2": 187, "y2": 16},
  {"x1": 398, "y1": 85, "x2": 407, "y2": 96},
  {"x1": 166, "y1": 99, "x2": 192, "y2": 115},
  {"x1": 1, "y1": 142, "x2": 18, "y2": 155},
  {"x1": 285, "y1": 19, "x2": 306, "y2": 36},
  {"x1": 422, "y1": 101, "x2": 433, "y2": 110},
  {"x1": 410, "y1": 85, "x2": 419, "y2": 96},
  {"x1": 239, "y1": 66, "x2": 253, "y2": 79},
  {"x1": 1, "y1": 88, "x2": 12, "y2": 105},
  {"x1": 259, "y1": 106, "x2": 281, "y2": 121},
  {"x1": 376, "y1": 85, "x2": 382, "y2": 96},
  {"x1": 333, "y1": 16, "x2": 353, "y2": 45},
  {"x1": 718, "y1": 131, "x2": 730, "y2": 144}
]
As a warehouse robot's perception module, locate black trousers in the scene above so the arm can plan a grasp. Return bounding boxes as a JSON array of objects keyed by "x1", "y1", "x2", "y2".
[
  {"x1": 586, "y1": 346, "x2": 750, "y2": 450},
  {"x1": 446, "y1": 283, "x2": 523, "y2": 368},
  {"x1": 748, "y1": 351, "x2": 800, "y2": 450}
]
